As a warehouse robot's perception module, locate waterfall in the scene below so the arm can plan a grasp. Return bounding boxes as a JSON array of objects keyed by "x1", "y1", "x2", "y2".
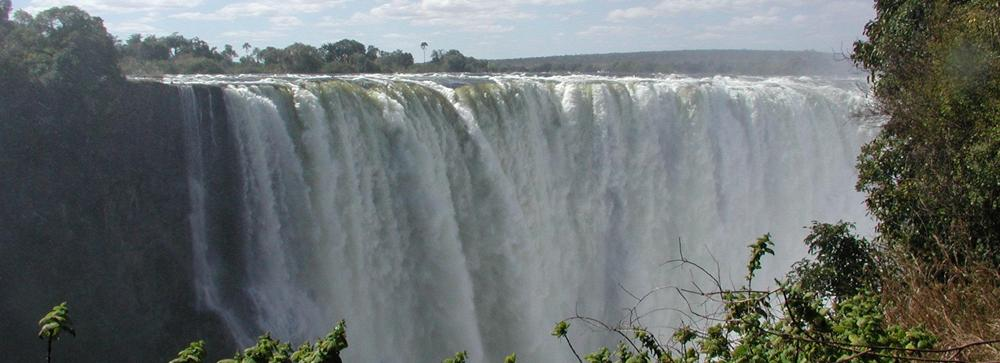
[{"x1": 175, "y1": 75, "x2": 874, "y2": 362}]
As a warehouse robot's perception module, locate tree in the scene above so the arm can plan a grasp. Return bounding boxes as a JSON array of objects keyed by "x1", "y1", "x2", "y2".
[
  {"x1": 420, "y1": 41, "x2": 428, "y2": 63},
  {"x1": 789, "y1": 221, "x2": 879, "y2": 301},
  {"x1": 321, "y1": 38, "x2": 365, "y2": 63},
  {"x1": 852, "y1": 1, "x2": 1000, "y2": 266},
  {"x1": 282, "y1": 42, "x2": 323, "y2": 73},
  {"x1": 242, "y1": 42, "x2": 251, "y2": 55},
  {"x1": 1, "y1": 0, "x2": 11, "y2": 21},
  {"x1": 377, "y1": 49, "x2": 414, "y2": 71},
  {"x1": 24, "y1": 6, "x2": 122, "y2": 91},
  {"x1": 222, "y1": 44, "x2": 238, "y2": 61},
  {"x1": 37, "y1": 302, "x2": 75, "y2": 363}
]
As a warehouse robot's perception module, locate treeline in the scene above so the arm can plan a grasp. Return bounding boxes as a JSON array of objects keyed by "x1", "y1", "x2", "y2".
[
  {"x1": 118, "y1": 33, "x2": 488, "y2": 75},
  {"x1": 489, "y1": 49, "x2": 861, "y2": 76}
]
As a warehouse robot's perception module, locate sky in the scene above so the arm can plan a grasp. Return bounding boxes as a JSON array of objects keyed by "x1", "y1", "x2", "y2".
[{"x1": 11, "y1": 0, "x2": 875, "y2": 60}]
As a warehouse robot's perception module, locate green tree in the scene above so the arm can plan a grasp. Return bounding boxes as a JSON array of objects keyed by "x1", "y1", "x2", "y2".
[
  {"x1": 420, "y1": 41, "x2": 428, "y2": 63},
  {"x1": 22, "y1": 6, "x2": 122, "y2": 91},
  {"x1": 377, "y1": 49, "x2": 414, "y2": 71},
  {"x1": 222, "y1": 44, "x2": 238, "y2": 61},
  {"x1": 37, "y1": 302, "x2": 75, "y2": 363},
  {"x1": 789, "y1": 221, "x2": 879, "y2": 301},
  {"x1": 852, "y1": 1, "x2": 1000, "y2": 266},
  {"x1": 282, "y1": 43, "x2": 323, "y2": 73},
  {"x1": 321, "y1": 39, "x2": 365, "y2": 63}
]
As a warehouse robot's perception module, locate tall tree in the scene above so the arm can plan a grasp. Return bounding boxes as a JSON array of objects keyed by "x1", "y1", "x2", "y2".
[
  {"x1": 222, "y1": 44, "x2": 237, "y2": 60},
  {"x1": 852, "y1": 1, "x2": 1000, "y2": 265},
  {"x1": 420, "y1": 41, "x2": 428, "y2": 63}
]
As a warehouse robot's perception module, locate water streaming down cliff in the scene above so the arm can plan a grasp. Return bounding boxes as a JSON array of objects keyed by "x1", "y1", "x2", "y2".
[{"x1": 173, "y1": 74, "x2": 874, "y2": 362}]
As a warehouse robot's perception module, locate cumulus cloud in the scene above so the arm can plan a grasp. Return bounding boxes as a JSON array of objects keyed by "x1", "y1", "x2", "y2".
[
  {"x1": 220, "y1": 29, "x2": 284, "y2": 42},
  {"x1": 26, "y1": 0, "x2": 200, "y2": 13},
  {"x1": 171, "y1": 0, "x2": 347, "y2": 21},
  {"x1": 606, "y1": 0, "x2": 824, "y2": 22},
  {"x1": 269, "y1": 16, "x2": 303, "y2": 28},
  {"x1": 728, "y1": 14, "x2": 779, "y2": 27},
  {"x1": 576, "y1": 24, "x2": 639, "y2": 37},
  {"x1": 107, "y1": 20, "x2": 163, "y2": 33},
  {"x1": 348, "y1": 0, "x2": 576, "y2": 33}
]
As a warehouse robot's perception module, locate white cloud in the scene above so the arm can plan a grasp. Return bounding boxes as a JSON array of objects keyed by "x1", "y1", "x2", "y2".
[
  {"x1": 606, "y1": 0, "x2": 822, "y2": 21},
  {"x1": 26, "y1": 0, "x2": 200, "y2": 13},
  {"x1": 607, "y1": 6, "x2": 654, "y2": 21},
  {"x1": 728, "y1": 14, "x2": 779, "y2": 27},
  {"x1": 107, "y1": 20, "x2": 162, "y2": 33},
  {"x1": 576, "y1": 25, "x2": 638, "y2": 37},
  {"x1": 349, "y1": 0, "x2": 575, "y2": 33},
  {"x1": 220, "y1": 29, "x2": 284, "y2": 42},
  {"x1": 269, "y1": 15, "x2": 303, "y2": 28},
  {"x1": 171, "y1": 0, "x2": 347, "y2": 21}
]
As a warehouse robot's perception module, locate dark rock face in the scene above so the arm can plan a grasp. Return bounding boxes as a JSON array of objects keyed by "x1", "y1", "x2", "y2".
[{"x1": 0, "y1": 81, "x2": 235, "y2": 362}]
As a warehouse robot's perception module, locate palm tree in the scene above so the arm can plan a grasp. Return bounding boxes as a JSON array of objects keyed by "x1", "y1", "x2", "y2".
[
  {"x1": 38, "y1": 302, "x2": 75, "y2": 363},
  {"x1": 420, "y1": 41, "x2": 428, "y2": 63},
  {"x1": 242, "y1": 42, "x2": 252, "y2": 56}
]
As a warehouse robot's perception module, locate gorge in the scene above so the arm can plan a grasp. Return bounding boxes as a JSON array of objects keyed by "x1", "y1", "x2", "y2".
[{"x1": 0, "y1": 74, "x2": 874, "y2": 362}]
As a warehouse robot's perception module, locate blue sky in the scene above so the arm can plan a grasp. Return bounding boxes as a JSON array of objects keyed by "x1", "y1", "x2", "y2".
[{"x1": 12, "y1": 0, "x2": 874, "y2": 60}]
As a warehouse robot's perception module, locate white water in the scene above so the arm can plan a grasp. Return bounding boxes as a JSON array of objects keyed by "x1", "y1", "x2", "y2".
[{"x1": 175, "y1": 74, "x2": 874, "y2": 362}]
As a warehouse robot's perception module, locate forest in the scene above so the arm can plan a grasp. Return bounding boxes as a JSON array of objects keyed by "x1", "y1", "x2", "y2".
[
  {"x1": 487, "y1": 49, "x2": 860, "y2": 76},
  {"x1": 1, "y1": 0, "x2": 998, "y2": 362}
]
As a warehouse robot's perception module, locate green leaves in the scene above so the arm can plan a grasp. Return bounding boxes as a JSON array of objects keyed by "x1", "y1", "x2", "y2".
[
  {"x1": 206, "y1": 320, "x2": 348, "y2": 363},
  {"x1": 789, "y1": 221, "x2": 879, "y2": 301},
  {"x1": 37, "y1": 302, "x2": 74, "y2": 340},
  {"x1": 551, "y1": 321, "x2": 570, "y2": 338},
  {"x1": 168, "y1": 340, "x2": 205, "y2": 363},
  {"x1": 853, "y1": 0, "x2": 1000, "y2": 267},
  {"x1": 441, "y1": 351, "x2": 467, "y2": 363},
  {"x1": 583, "y1": 347, "x2": 610, "y2": 363},
  {"x1": 746, "y1": 234, "x2": 774, "y2": 284}
]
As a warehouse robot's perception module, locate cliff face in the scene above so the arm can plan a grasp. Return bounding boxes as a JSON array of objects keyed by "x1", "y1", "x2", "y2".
[{"x1": 0, "y1": 82, "x2": 234, "y2": 362}]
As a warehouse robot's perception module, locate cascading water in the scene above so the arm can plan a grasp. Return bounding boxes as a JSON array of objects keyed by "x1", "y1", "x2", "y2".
[{"x1": 173, "y1": 74, "x2": 874, "y2": 362}]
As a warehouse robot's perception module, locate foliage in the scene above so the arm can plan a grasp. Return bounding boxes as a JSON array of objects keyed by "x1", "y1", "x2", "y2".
[
  {"x1": 1, "y1": 5, "x2": 121, "y2": 95},
  {"x1": 852, "y1": 0, "x2": 1000, "y2": 267},
  {"x1": 441, "y1": 351, "x2": 467, "y2": 363},
  {"x1": 169, "y1": 341, "x2": 206, "y2": 363},
  {"x1": 789, "y1": 221, "x2": 879, "y2": 301},
  {"x1": 38, "y1": 302, "x2": 75, "y2": 341},
  {"x1": 552, "y1": 321, "x2": 570, "y2": 338},
  {"x1": 427, "y1": 49, "x2": 488, "y2": 72},
  {"x1": 38, "y1": 302, "x2": 75, "y2": 363},
  {"x1": 559, "y1": 236, "x2": 946, "y2": 363},
  {"x1": 745, "y1": 234, "x2": 774, "y2": 284},
  {"x1": 211, "y1": 320, "x2": 347, "y2": 363},
  {"x1": 1, "y1": 0, "x2": 10, "y2": 20},
  {"x1": 488, "y1": 49, "x2": 860, "y2": 76},
  {"x1": 118, "y1": 34, "x2": 417, "y2": 75}
]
